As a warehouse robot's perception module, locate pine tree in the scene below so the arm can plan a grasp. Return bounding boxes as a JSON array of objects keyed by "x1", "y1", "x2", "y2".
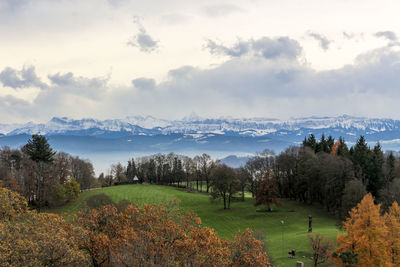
[
  {"x1": 22, "y1": 135, "x2": 56, "y2": 210},
  {"x1": 369, "y1": 143, "x2": 384, "y2": 196},
  {"x1": 336, "y1": 137, "x2": 349, "y2": 157},
  {"x1": 350, "y1": 136, "x2": 371, "y2": 186},
  {"x1": 23, "y1": 134, "x2": 56, "y2": 163}
]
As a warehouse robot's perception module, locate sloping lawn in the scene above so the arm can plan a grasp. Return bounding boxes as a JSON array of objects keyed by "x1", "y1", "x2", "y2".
[{"x1": 49, "y1": 184, "x2": 340, "y2": 266}]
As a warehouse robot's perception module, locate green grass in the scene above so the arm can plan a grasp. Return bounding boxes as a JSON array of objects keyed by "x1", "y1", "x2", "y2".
[{"x1": 49, "y1": 184, "x2": 340, "y2": 266}]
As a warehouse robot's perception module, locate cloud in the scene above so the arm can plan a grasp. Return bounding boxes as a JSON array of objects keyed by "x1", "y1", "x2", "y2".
[
  {"x1": 127, "y1": 16, "x2": 159, "y2": 53},
  {"x1": 206, "y1": 39, "x2": 250, "y2": 57},
  {"x1": 47, "y1": 72, "x2": 108, "y2": 99},
  {"x1": 206, "y1": 37, "x2": 302, "y2": 60},
  {"x1": 132, "y1": 77, "x2": 156, "y2": 90},
  {"x1": 0, "y1": 66, "x2": 47, "y2": 89},
  {"x1": 202, "y1": 4, "x2": 243, "y2": 17},
  {"x1": 3, "y1": 38, "x2": 400, "y2": 122},
  {"x1": 307, "y1": 32, "x2": 332, "y2": 51},
  {"x1": 375, "y1": 31, "x2": 398, "y2": 41}
]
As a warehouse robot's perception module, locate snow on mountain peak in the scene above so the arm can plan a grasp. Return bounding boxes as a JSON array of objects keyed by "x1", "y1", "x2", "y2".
[{"x1": 0, "y1": 115, "x2": 399, "y2": 137}]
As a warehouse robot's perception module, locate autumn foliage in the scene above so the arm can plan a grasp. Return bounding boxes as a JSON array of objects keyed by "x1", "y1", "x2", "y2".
[
  {"x1": 78, "y1": 199, "x2": 271, "y2": 266},
  {"x1": 334, "y1": 193, "x2": 400, "y2": 266},
  {"x1": 254, "y1": 167, "x2": 280, "y2": 210},
  {"x1": 0, "y1": 187, "x2": 88, "y2": 267},
  {"x1": 0, "y1": 187, "x2": 270, "y2": 267}
]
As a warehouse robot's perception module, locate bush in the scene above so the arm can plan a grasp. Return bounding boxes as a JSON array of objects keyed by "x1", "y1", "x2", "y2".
[
  {"x1": 65, "y1": 178, "x2": 80, "y2": 202},
  {"x1": 85, "y1": 193, "x2": 114, "y2": 209}
]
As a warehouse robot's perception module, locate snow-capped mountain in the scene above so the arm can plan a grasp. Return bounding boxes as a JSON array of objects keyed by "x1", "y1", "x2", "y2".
[
  {"x1": 2, "y1": 114, "x2": 400, "y2": 174},
  {"x1": 1, "y1": 115, "x2": 400, "y2": 141}
]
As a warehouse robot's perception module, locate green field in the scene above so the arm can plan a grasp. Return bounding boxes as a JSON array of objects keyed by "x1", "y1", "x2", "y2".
[{"x1": 49, "y1": 184, "x2": 340, "y2": 266}]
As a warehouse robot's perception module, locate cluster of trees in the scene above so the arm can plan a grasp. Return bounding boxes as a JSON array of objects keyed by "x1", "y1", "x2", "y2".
[
  {"x1": 275, "y1": 134, "x2": 398, "y2": 216},
  {"x1": 0, "y1": 186, "x2": 271, "y2": 267},
  {"x1": 0, "y1": 135, "x2": 96, "y2": 209},
  {"x1": 99, "y1": 153, "x2": 214, "y2": 192},
  {"x1": 220, "y1": 134, "x2": 400, "y2": 217},
  {"x1": 95, "y1": 133, "x2": 400, "y2": 216}
]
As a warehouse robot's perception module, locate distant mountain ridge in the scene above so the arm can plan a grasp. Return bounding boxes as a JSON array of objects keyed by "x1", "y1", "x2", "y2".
[
  {"x1": 2, "y1": 114, "x2": 400, "y2": 174},
  {"x1": 1, "y1": 115, "x2": 400, "y2": 144}
]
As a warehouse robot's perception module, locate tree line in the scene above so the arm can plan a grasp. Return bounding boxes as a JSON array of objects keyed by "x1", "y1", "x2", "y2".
[
  {"x1": 101, "y1": 134, "x2": 400, "y2": 216},
  {"x1": 0, "y1": 135, "x2": 97, "y2": 209}
]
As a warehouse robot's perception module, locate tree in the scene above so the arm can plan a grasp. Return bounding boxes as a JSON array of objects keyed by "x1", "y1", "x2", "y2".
[
  {"x1": 111, "y1": 163, "x2": 127, "y2": 185},
  {"x1": 210, "y1": 164, "x2": 239, "y2": 209},
  {"x1": 78, "y1": 199, "x2": 270, "y2": 266},
  {"x1": 350, "y1": 136, "x2": 371, "y2": 187},
  {"x1": 237, "y1": 167, "x2": 250, "y2": 201},
  {"x1": 126, "y1": 158, "x2": 137, "y2": 183},
  {"x1": 23, "y1": 134, "x2": 56, "y2": 163},
  {"x1": 385, "y1": 201, "x2": 400, "y2": 265},
  {"x1": 254, "y1": 167, "x2": 280, "y2": 211},
  {"x1": 199, "y1": 153, "x2": 212, "y2": 192},
  {"x1": 309, "y1": 233, "x2": 333, "y2": 266},
  {"x1": 23, "y1": 134, "x2": 56, "y2": 210},
  {"x1": 379, "y1": 178, "x2": 400, "y2": 212},
  {"x1": 368, "y1": 143, "x2": 384, "y2": 196},
  {"x1": 341, "y1": 179, "x2": 367, "y2": 218},
  {"x1": 71, "y1": 156, "x2": 95, "y2": 190},
  {"x1": 335, "y1": 194, "x2": 389, "y2": 266},
  {"x1": 0, "y1": 187, "x2": 88, "y2": 266}
]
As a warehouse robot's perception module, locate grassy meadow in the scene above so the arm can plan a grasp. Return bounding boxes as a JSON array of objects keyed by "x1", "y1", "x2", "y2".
[{"x1": 49, "y1": 184, "x2": 340, "y2": 266}]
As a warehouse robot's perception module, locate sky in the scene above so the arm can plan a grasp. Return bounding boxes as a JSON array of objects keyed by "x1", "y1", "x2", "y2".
[{"x1": 1, "y1": 0, "x2": 400, "y2": 123}]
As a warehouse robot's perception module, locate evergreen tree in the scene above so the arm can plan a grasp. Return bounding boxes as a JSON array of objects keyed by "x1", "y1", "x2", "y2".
[
  {"x1": 336, "y1": 137, "x2": 349, "y2": 157},
  {"x1": 22, "y1": 135, "x2": 56, "y2": 210},
  {"x1": 350, "y1": 136, "x2": 371, "y2": 184},
  {"x1": 326, "y1": 135, "x2": 335, "y2": 153},
  {"x1": 303, "y1": 134, "x2": 317, "y2": 151},
  {"x1": 369, "y1": 143, "x2": 384, "y2": 196},
  {"x1": 23, "y1": 134, "x2": 56, "y2": 163}
]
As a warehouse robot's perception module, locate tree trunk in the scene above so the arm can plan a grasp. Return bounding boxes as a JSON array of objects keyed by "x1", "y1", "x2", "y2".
[
  {"x1": 241, "y1": 186, "x2": 245, "y2": 201},
  {"x1": 223, "y1": 194, "x2": 226, "y2": 209}
]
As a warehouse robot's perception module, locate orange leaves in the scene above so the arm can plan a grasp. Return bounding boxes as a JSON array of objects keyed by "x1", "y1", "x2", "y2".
[
  {"x1": 78, "y1": 201, "x2": 271, "y2": 266},
  {"x1": 230, "y1": 229, "x2": 271, "y2": 267},
  {"x1": 0, "y1": 187, "x2": 270, "y2": 266},
  {"x1": 0, "y1": 187, "x2": 89, "y2": 266},
  {"x1": 331, "y1": 140, "x2": 341, "y2": 155},
  {"x1": 335, "y1": 194, "x2": 400, "y2": 266},
  {"x1": 0, "y1": 187, "x2": 28, "y2": 220},
  {"x1": 385, "y1": 202, "x2": 400, "y2": 265}
]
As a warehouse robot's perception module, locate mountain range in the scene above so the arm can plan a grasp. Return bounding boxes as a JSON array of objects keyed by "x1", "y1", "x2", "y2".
[{"x1": 1, "y1": 114, "x2": 400, "y2": 173}]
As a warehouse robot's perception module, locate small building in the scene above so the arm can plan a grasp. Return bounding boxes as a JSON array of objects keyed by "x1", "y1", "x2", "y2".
[{"x1": 133, "y1": 176, "x2": 139, "y2": 184}]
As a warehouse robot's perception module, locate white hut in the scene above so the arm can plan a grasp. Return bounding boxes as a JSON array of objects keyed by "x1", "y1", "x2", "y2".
[{"x1": 133, "y1": 176, "x2": 139, "y2": 184}]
